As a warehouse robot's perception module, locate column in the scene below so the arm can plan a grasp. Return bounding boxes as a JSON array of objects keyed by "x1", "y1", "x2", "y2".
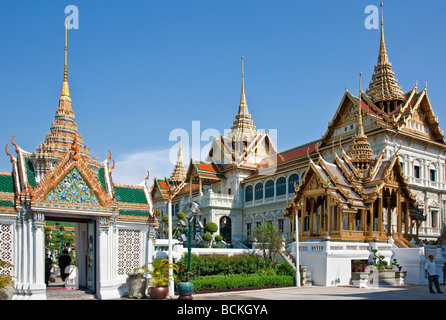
[
  {"x1": 326, "y1": 196, "x2": 331, "y2": 233},
  {"x1": 309, "y1": 198, "x2": 315, "y2": 236},
  {"x1": 302, "y1": 197, "x2": 307, "y2": 235},
  {"x1": 387, "y1": 196, "x2": 392, "y2": 236},
  {"x1": 378, "y1": 196, "x2": 383, "y2": 233},
  {"x1": 397, "y1": 191, "x2": 402, "y2": 234},
  {"x1": 30, "y1": 212, "x2": 46, "y2": 300}
]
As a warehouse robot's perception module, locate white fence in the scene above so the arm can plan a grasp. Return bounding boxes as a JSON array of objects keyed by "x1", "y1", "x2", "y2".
[{"x1": 152, "y1": 238, "x2": 446, "y2": 287}]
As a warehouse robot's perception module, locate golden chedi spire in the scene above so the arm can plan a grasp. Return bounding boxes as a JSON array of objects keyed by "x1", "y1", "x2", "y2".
[
  {"x1": 366, "y1": 2, "x2": 405, "y2": 110},
  {"x1": 228, "y1": 56, "x2": 256, "y2": 141},
  {"x1": 348, "y1": 72, "x2": 375, "y2": 173},
  {"x1": 30, "y1": 17, "x2": 100, "y2": 181},
  {"x1": 60, "y1": 17, "x2": 71, "y2": 102},
  {"x1": 171, "y1": 140, "x2": 187, "y2": 183}
]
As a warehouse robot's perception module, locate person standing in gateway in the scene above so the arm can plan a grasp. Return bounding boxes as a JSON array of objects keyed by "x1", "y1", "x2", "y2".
[
  {"x1": 58, "y1": 249, "x2": 72, "y2": 282},
  {"x1": 425, "y1": 255, "x2": 443, "y2": 294}
]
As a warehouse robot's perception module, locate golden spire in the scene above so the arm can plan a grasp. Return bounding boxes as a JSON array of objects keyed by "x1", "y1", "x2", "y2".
[
  {"x1": 348, "y1": 72, "x2": 374, "y2": 173},
  {"x1": 366, "y1": 2, "x2": 405, "y2": 107},
  {"x1": 378, "y1": 2, "x2": 388, "y2": 65},
  {"x1": 60, "y1": 17, "x2": 71, "y2": 102},
  {"x1": 357, "y1": 72, "x2": 364, "y2": 136},
  {"x1": 171, "y1": 138, "x2": 187, "y2": 183},
  {"x1": 228, "y1": 56, "x2": 256, "y2": 141},
  {"x1": 239, "y1": 55, "x2": 248, "y2": 114}
]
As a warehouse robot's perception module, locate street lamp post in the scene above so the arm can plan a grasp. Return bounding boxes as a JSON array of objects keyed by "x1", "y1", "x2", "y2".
[
  {"x1": 177, "y1": 202, "x2": 202, "y2": 300},
  {"x1": 295, "y1": 211, "x2": 300, "y2": 287},
  {"x1": 164, "y1": 178, "x2": 186, "y2": 298}
]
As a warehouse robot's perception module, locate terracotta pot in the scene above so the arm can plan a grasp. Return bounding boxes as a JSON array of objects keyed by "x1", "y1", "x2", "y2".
[{"x1": 149, "y1": 286, "x2": 168, "y2": 299}]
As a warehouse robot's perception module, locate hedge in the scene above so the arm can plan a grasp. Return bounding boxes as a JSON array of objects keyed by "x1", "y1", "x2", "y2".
[
  {"x1": 191, "y1": 274, "x2": 294, "y2": 291},
  {"x1": 177, "y1": 253, "x2": 270, "y2": 277}
]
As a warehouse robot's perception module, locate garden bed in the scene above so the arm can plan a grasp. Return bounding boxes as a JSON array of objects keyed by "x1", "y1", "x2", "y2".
[
  {"x1": 184, "y1": 274, "x2": 295, "y2": 292},
  {"x1": 192, "y1": 284, "x2": 293, "y2": 294}
]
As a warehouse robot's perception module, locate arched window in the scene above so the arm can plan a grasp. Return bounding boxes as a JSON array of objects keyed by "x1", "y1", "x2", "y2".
[
  {"x1": 265, "y1": 180, "x2": 274, "y2": 198},
  {"x1": 276, "y1": 177, "x2": 286, "y2": 196},
  {"x1": 255, "y1": 183, "x2": 264, "y2": 200},
  {"x1": 288, "y1": 174, "x2": 299, "y2": 194},
  {"x1": 245, "y1": 185, "x2": 253, "y2": 202}
]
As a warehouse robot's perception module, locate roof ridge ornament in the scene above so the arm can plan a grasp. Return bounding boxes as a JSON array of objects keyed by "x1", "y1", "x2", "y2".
[{"x1": 71, "y1": 132, "x2": 80, "y2": 161}]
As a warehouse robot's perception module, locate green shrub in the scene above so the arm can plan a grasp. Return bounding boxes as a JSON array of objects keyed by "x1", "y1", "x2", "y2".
[
  {"x1": 202, "y1": 233, "x2": 213, "y2": 242},
  {"x1": 214, "y1": 235, "x2": 223, "y2": 242},
  {"x1": 177, "y1": 212, "x2": 187, "y2": 222},
  {"x1": 205, "y1": 222, "x2": 218, "y2": 233},
  {"x1": 276, "y1": 262, "x2": 296, "y2": 280},
  {"x1": 176, "y1": 253, "x2": 271, "y2": 277},
  {"x1": 191, "y1": 274, "x2": 294, "y2": 291}
]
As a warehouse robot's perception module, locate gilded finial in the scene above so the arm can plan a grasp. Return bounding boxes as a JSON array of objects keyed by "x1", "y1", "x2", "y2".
[
  {"x1": 357, "y1": 72, "x2": 364, "y2": 136},
  {"x1": 239, "y1": 55, "x2": 247, "y2": 111},
  {"x1": 60, "y1": 17, "x2": 71, "y2": 101},
  {"x1": 378, "y1": 2, "x2": 388, "y2": 65}
]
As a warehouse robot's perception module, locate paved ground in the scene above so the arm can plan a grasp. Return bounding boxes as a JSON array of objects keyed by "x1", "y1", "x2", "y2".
[
  {"x1": 46, "y1": 274, "x2": 97, "y2": 300},
  {"x1": 191, "y1": 284, "x2": 446, "y2": 300},
  {"x1": 44, "y1": 275, "x2": 445, "y2": 300}
]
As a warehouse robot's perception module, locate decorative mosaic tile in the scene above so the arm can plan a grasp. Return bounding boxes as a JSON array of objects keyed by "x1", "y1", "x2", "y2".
[{"x1": 45, "y1": 167, "x2": 100, "y2": 206}]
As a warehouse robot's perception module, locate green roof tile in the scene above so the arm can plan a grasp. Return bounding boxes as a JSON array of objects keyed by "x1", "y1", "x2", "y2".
[
  {"x1": 0, "y1": 200, "x2": 14, "y2": 207},
  {"x1": 25, "y1": 158, "x2": 37, "y2": 188},
  {"x1": 119, "y1": 209, "x2": 151, "y2": 217},
  {"x1": 97, "y1": 167, "x2": 107, "y2": 192},
  {"x1": 0, "y1": 174, "x2": 14, "y2": 193},
  {"x1": 115, "y1": 186, "x2": 147, "y2": 204}
]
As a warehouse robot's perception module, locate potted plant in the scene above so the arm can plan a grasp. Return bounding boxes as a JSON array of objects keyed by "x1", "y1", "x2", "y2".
[
  {"x1": 368, "y1": 249, "x2": 395, "y2": 285},
  {"x1": 138, "y1": 258, "x2": 179, "y2": 299},
  {"x1": 126, "y1": 271, "x2": 147, "y2": 299},
  {"x1": 351, "y1": 260, "x2": 369, "y2": 288},
  {"x1": 0, "y1": 259, "x2": 14, "y2": 300},
  {"x1": 392, "y1": 258, "x2": 407, "y2": 285}
]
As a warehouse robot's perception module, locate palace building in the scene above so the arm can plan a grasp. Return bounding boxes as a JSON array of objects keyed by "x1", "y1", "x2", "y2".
[
  {"x1": 0, "y1": 20, "x2": 156, "y2": 299},
  {"x1": 151, "y1": 4, "x2": 446, "y2": 246}
]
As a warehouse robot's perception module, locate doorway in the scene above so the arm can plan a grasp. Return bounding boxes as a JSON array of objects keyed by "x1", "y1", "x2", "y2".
[
  {"x1": 45, "y1": 216, "x2": 96, "y2": 294},
  {"x1": 219, "y1": 216, "x2": 232, "y2": 245}
]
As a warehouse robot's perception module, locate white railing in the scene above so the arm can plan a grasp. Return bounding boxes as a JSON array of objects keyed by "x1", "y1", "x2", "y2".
[{"x1": 295, "y1": 241, "x2": 392, "y2": 254}]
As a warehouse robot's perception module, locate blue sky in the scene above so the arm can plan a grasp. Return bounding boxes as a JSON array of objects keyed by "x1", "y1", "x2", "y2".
[{"x1": 1, "y1": 0, "x2": 445, "y2": 184}]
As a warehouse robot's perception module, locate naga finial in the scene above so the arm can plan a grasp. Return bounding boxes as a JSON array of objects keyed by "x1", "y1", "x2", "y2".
[
  {"x1": 109, "y1": 159, "x2": 115, "y2": 175},
  {"x1": 71, "y1": 132, "x2": 80, "y2": 161},
  {"x1": 11, "y1": 135, "x2": 19, "y2": 154},
  {"x1": 5, "y1": 145, "x2": 15, "y2": 164},
  {"x1": 106, "y1": 149, "x2": 112, "y2": 165},
  {"x1": 144, "y1": 170, "x2": 150, "y2": 182}
]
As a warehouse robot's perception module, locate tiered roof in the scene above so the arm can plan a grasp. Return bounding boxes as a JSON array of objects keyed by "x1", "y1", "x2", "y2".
[{"x1": 366, "y1": 4, "x2": 405, "y2": 105}]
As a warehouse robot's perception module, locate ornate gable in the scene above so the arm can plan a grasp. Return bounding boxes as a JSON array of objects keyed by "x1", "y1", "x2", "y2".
[
  {"x1": 32, "y1": 150, "x2": 112, "y2": 211},
  {"x1": 44, "y1": 167, "x2": 101, "y2": 207}
]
